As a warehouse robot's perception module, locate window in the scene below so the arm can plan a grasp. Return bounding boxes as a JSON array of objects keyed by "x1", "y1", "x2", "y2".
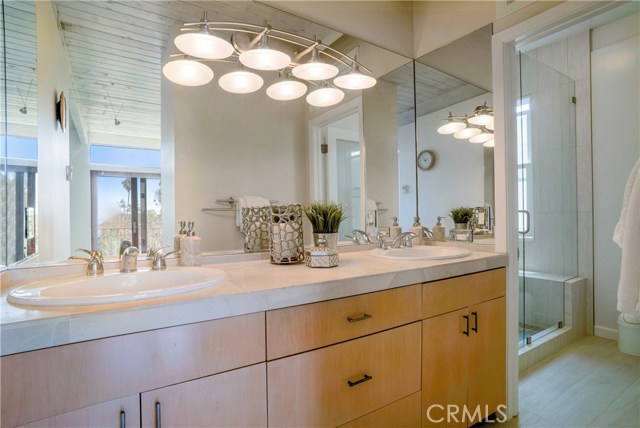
[
  {"x1": 89, "y1": 146, "x2": 161, "y2": 256},
  {"x1": 517, "y1": 97, "x2": 533, "y2": 237}
]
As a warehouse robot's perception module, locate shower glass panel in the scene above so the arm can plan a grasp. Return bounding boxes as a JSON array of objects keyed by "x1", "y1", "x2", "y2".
[{"x1": 517, "y1": 52, "x2": 577, "y2": 347}]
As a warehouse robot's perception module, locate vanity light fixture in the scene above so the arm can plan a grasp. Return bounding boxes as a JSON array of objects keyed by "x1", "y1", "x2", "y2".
[
  {"x1": 218, "y1": 69, "x2": 264, "y2": 94},
  {"x1": 306, "y1": 84, "x2": 344, "y2": 107},
  {"x1": 266, "y1": 71, "x2": 308, "y2": 100},
  {"x1": 437, "y1": 113, "x2": 467, "y2": 135},
  {"x1": 483, "y1": 138, "x2": 495, "y2": 148},
  {"x1": 437, "y1": 104, "x2": 494, "y2": 145},
  {"x1": 163, "y1": 11, "x2": 376, "y2": 107}
]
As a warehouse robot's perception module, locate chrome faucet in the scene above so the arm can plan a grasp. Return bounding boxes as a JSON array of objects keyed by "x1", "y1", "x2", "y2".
[
  {"x1": 120, "y1": 246, "x2": 139, "y2": 273},
  {"x1": 392, "y1": 232, "x2": 418, "y2": 248},
  {"x1": 376, "y1": 231, "x2": 389, "y2": 250},
  {"x1": 69, "y1": 249, "x2": 104, "y2": 276},
  {"x1": 350, "y1": 229, "x2": 373, "y2": 244},
  {"x1": 119, "y1": 240, "x2": 132, "y2": 258},
  {"x1": 150, "y1": 248, "x2": 177, "y2": 271},
  {"x1": 420, "y1": 226, "x2": 433, "y2": 240}
]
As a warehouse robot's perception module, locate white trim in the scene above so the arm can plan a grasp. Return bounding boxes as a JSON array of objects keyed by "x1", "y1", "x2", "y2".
[
  {"x1": 307, "y1": 97, "x2": 366, "y2": 226},
  {"x1": 594, "y1": 325, "x2": 618, "y2": 340}
]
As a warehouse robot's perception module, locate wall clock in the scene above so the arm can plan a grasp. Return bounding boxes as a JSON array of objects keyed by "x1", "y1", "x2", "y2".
[{"x1": 417, "y1": 149, "x2": 436, "y2": 171}]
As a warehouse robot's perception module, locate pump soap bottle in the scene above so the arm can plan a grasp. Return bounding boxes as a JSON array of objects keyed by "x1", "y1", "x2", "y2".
[
  {"x1": 433, "y1": 216, "x2": 446, "y2": 241},
  {"x1": 174, "y1": 221, "x2": 186, "y2": 252},
  {"x1": 409, "y1": 217, "x2": 424, "y2": 245},
  {"x1": 180, "y1": 221, "x2": 201, "y2": 266},
  {"x1": 390, "y1": 217, "x2": 402, "y2": 239}
]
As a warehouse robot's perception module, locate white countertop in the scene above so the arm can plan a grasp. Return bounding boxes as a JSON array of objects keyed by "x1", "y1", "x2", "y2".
[{"x1": 0, "y1": 248, "x2": 507, "y2": 356}]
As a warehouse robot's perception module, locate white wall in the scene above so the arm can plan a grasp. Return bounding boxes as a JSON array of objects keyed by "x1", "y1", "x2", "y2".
[
  {"x1": 34, "y1": 1, "x2": 71, "y2": 262},
  {"x1": 592, "y1": 12, "x2": 640, "y2": 338},
  {"x1": 174, "y1": 62, "x2": 308, "y2": 252},
  {"x1": 398, "y1": 122, "x2": 416, "y2": 232},
  {"x1": 69, "y1": 126, "x2": 91, "y2": 252},
  {"x1": 415, "y1": 93, "x2": 491, "y2": 232}
]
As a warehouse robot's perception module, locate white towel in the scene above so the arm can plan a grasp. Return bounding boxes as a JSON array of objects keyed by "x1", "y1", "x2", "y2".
[
  {"x1": 236, "y1": 196, "x2": 271, "y2": 228},
  {"x1": 614, "y1": 158, "x2": 640, "y2": 314}
]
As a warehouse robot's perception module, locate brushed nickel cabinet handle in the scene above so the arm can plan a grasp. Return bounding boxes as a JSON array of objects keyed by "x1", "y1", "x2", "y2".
[
  {"x1": 347, "y1": 313, "x2": 372, "y2": 323},
  {"x1": 463, "y1": 314, "x2": 470, "y2": 336},
  {"x1": 120, "y1": 410, "x2": 125, "y2": 428},
  {"x1": 471, "y1": 311, "x2": 478, "y2": 333},
  {"x1": 155, "y1": 402, "x2": 161, "y2": 428},
  {"x1": 347, "y1": 374, "x2": 373, "y2": 387}
]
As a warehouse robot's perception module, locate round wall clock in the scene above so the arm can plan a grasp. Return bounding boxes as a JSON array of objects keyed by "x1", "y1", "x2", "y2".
[{"x1": 417, "y1": 149, "x2": 436, "y2": 171}]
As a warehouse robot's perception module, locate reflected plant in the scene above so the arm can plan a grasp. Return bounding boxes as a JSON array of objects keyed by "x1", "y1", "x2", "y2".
[{"x1": 449, "y1": 207, "x2": 474, "y2": 224}]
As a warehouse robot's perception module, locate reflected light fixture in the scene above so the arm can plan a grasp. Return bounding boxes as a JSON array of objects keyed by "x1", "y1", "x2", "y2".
[
  {"x1": 218, "y1": 70, "x2": 264, "y2": 94},
  {"x1": 468, "y1": 102, "x2": 494, "y2": 126},
  {"x1": 469, "y1": 131, "x2": 493, "y2": 144},
  {"x1": 162, "y1": 59, "x2": 213, "y2": 86},
  {"x1": 483, "y1": 138, "x2": 495, "y2": 148},
  {"x1": 292, "y1": 46, "x2": 339, "y2": 81},
  {"x1": 454, "y1": 127, "x2": 481, "y2": 140},
  {"x1": 437, "y1": 113, "x2": 467, "y2": 135},
  {"x1": 165, "y1": 12, "x2": 376, "y2": 107},
  {"x1": 306, "y1": 85, "x2": 344, "y2": 107},
  {"x1": 267, "y1": 71, "x2": 307, "y2": 100}
]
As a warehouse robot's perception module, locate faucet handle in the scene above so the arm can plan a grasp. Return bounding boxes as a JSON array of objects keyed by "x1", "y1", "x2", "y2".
[
  {"x1": 376, "y1": 231, "x2": 388, "y2": 250},
  {"x1": 151, "y1": 250, "x2": 177, "y2": 271},
  {"x1": 147, "y1": 245, "x2": 169, "y2": 260},
  {"x1": 69, "y1": 248, "x2": 104, "y2": 276}
]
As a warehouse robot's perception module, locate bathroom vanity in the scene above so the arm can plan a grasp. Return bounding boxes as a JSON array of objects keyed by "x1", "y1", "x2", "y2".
[{"x1": 0, "y1": 249, "x2": 507, "y2": 427}]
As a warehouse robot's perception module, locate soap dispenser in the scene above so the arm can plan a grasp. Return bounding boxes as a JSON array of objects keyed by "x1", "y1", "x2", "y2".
[
  {"x1": 174, "y1": 221, "x2": 186, "y2": 252},
  {"x1": 433, "y1": 216, "x2": 446, "y2": 242},
  {"x1": 389, "y1": 217, "x2": 402, "y2": 239},
  {"x1": 180, "y1": 221, "x2": 201, "y2": 266},
  {"x1": 409, "y1": 216, "x2": 424, "y2": 245}
]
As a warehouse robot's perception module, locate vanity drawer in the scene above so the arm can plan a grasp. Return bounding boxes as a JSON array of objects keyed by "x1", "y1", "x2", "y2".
[
  {"x1": 422, "y1": 268, "x2": 506, "y2": 318},
  {"x1": 337, "y1": 392, "x2": 422, "y2": 428},
  {"x1": 1, "y1": 312, "x2": 265, "y2": 427},
  {"x1": 267, "y1": 322, "x2": 421, "y2": 427},
  {"x1": 266, "y1": 284, "x2": 421, "y2": 359}
]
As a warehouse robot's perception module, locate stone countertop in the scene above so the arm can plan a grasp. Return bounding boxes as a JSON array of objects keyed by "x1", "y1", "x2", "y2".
[{"x1": 0, "y1": 248, "x2": 507, "y2": 356}]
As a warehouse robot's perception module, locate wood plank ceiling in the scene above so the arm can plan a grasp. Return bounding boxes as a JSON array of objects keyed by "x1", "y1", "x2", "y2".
[{"x1": 53, "y1": 1, "x2": 342, "y2": 149}]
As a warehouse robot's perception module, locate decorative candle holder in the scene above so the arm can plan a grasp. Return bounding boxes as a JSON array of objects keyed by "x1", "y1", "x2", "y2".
[
  {"x1": 242, "y1": 207, "x2": 270, "y2": 252},
  {"x1": 269, "y1": 204, "x2": 304, "y2": 264}
]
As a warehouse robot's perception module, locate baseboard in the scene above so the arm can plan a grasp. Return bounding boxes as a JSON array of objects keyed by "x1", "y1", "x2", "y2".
[{"x1": 594, "y1": 325, "x2": 617, "y2": 340}]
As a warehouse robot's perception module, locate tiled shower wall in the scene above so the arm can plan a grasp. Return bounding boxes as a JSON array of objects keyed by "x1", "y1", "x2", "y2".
[{"x1": 525, "y1": 32, "x2": 593, "y2": 335}]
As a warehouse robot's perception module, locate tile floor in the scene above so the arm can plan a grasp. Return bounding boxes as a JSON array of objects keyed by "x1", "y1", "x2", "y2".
[{"x1": 494, "y1": 336, "x2": 639, "y2": 428}]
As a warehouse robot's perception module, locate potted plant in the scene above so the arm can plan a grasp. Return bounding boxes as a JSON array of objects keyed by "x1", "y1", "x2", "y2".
[
  {"x1": 449, "y1": 206, "x2": 475, "y2": 230},
  {"x1": 303, "y1": 202, "x2": 346, "y2": 249}
]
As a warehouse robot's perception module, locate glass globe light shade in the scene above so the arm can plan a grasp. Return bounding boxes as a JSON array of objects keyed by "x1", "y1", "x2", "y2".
[
  {"x1": 437, "y1": 121, "x2": 466, "y2": 135},
  {"x1": 485, "y1": 117, "x2": 495, "y2": 130},
  {"x1": 266, "y1": 80, "x2": 307, "y2": 101},
  {"x1": 239, "y1": 48, "x2": 291, "y2": 71},
  {"x1": 333, "y1": 69, "x2": 376, "y2": 90},
  {"x1": 293, "y1": 62, "x2": 339, "y2": 81},
  {"x1": 469, "y1": 132, "x2": 493, "y2": 144},
  {"x1": 174, "y1": 32, "x2": 234, "y2": 59},
  {"x1": 218, "y1": 70, "x2": 263, "y2": 94},
  {"x1": 453, "y1": 127, "x2": 481, "y2": 140},
  {"x1": 306, "y1": 87, "x2": 344, "y2": 107},
  {"x1": 483, "y1": 138, "x2": 495, "y2": 148},
  {"x1": 162, "y1": 60, "x2": 213, "y2": 86},
  {"x1": 468, "y1": 113, "x2": 494, "y2": 126}
]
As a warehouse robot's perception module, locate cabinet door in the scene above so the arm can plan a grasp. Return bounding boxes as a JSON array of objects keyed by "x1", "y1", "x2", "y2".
[
  {"x1": 422, "y1": 308, "x2": 469, "y2": 428},
  {"x1": 141, "y1": 363, "x2": 266, "y2": 428},
  {"x1": 467, "y1": 297, "x2": 506, "y2": 425},
  {"x1": 18, "y1": 395, "x2": 139, "y2": 428}
]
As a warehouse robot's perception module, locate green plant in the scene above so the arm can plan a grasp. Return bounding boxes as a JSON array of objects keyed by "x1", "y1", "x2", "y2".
[
  {"x1": 303, "y1": 202, "x2": 347, "y2": 233},
  {"x1": 449, "y1": 206, "x2": 474, "y2": 224}
]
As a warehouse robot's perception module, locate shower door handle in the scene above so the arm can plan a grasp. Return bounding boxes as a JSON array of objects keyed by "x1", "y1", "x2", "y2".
[{"x1": 518, "y1": 210, "x2": 530, "y2": 235}]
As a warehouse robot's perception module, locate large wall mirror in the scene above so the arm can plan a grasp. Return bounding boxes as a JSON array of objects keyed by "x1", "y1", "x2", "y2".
[{"x1": 0, "y1": 1, "x2": 414, "y2": 267}]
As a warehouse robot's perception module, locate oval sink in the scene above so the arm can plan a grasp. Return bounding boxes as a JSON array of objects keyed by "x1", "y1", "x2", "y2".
[
  {"x1": 370, "y1": 246, "x2": 470, "y2": 261},
  {"x1": 7, "y1": 266, "x2": 226, "y2": 307}
]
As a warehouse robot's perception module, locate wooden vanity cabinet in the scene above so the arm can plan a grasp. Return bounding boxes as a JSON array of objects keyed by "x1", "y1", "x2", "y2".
[
  {"x1": 266, "y1": 285, "x2": 422, "y2": 427},
  {"x1": 422, "y1": 268, "x2": 506, "y2": 428}
]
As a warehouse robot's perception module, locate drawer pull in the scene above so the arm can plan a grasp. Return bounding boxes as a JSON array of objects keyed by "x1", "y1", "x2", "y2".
[
  {"x1": 347, "y1": 313, "x2": 372, "y2": 323},
  {"x1": 120, "y1": 410, "x2": 125, "y2": 428},
  {"x1": 463, "y1": 315, "x2": 470, "y2": 336},
  {"x1": 471, "y1": 311, "x2": 478, "y2": 333},
  {"x1": 155, "y1": 402, "x2": 161, "y2": 428},
  {"x1": 347, "y1": 374, "x2": 373, "y2": 387}
]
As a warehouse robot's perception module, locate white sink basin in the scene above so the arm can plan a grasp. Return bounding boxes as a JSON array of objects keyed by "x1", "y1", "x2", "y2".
[
  {"x1": 7, "y1": 266, "x2": 226, "y2": 307},
  {"x1": 370, "y1": 246, "x2": 470, "y2": 261}
]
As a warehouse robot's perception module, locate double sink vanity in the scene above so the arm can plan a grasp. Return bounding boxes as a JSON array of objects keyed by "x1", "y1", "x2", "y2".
[{"x1": 0, "y1": 245, "x2": 507, "y2": 427}]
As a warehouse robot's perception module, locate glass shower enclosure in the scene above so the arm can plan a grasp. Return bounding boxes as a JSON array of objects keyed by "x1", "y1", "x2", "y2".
[{"x1": 516, "y1": 52, "x2": 578, "y2": 347}]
